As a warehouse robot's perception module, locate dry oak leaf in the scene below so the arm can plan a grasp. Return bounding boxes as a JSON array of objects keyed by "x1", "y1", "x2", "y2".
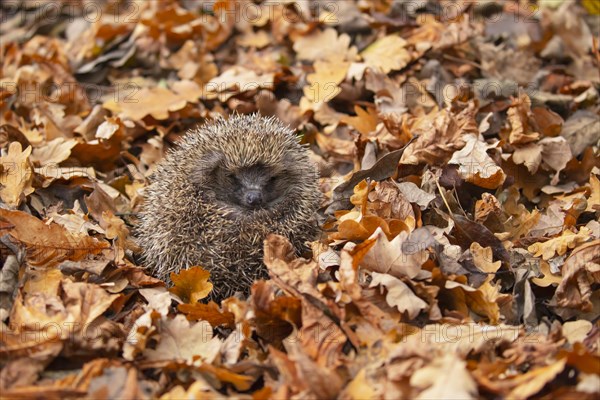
[
  {"x1": 528, "y1": 227, "x2": 592, "y2": 260},
  {"x1": 196, "y1": 364, "x2": 254, "y2": 392},
  {"x1": 0, "y1": 209, "x2": 110, "y2": 267},
  {"x1": 30, "y1": 137, "x2": 77, "y2": 166},
  {"x1": 204, "y1": 66, "x2": 274, "y2": 101},
  {"x1": 507, "y1": 92, "x2": 540, "y2": 145},
  {"x1": 410, "y1": 353, "x2": 478, "y2": 400},
  {"x1": 339, "y1": 105, "x2": 379, "y2": 136},
  {"x1": 178, "y1": 301, "x2": 235, "y2": 328},
  {"x1": 539, "y1": 136, "x2": 573, "y2": 184},
  {"x1": 302, "y1": 58, "x2": 347, "y2": 105},
  {"x1": 449, "y1": 134, "x2": 506, "y2": 189},
  {"x1": 512, "y1": 142, "x2": 543, "y2": 173},
  {"x1": 354, "y1": 227, "x2": 428, "y2": 279},
  {"x1": 0, "y1": 142, "x2": 34, "y2": 207},
  {"x1": 561, "y1": 320, "x2": 593, "y2": 344},
  {"x1": 350, "y1": 179, "x2": 377, "y2": 215},
  {"x1": 470, "y1": 242, "x2": 502, "y2": 274},
  {"x1": 160, "y1": 380, "x2": 224, "y2": 399},
  {"x1": 531, "y1": 261, "x2": 563, "y2": 287},
  {"x1": 143, "y1": 315, "x2": 221, "y2": 363},
  {"x1": 396, "y1": 181, "x2": 436, "y2": 210},
  {"x1": 475, "y1": 192, "x2": 502, "y2": 223},
  {"x1": 369, "y1": 272, "x2": 428, "y2": 319},
  {"x1": 10, "y1": 280, "x2": 118, "y2": 341},
  {"x1": 123, "y1": 309, "x2": 161, "y2": 361},
  {"x1": 332, "y1": 214, "x2": 410, "y2": 243},
  {"x1": 403, "y1": 323, "x2": 520, "y2": 356},
  {"x1": 585, "y1": 173, "x2": 599, "y2": 213},
  {"x1": 445, "y1": 280, "x2": 501, "y2": 324},
  {"x1": 169, "y1": 266, "x2": 214, "y2": 304},
  {"x1": 103, "y1": 81, "x2": 204, "y2": 121},
  {"x1": 293, "y1": 27, "x2": 357, "y2": 62},
  {"x1": 400, "y1": 105, "x2": 477, "y2": 165},
  {"x1": 555, "y1": 239, "x2": 600, "y2": 310},
  {"x1": 35, "y1": 166, "x2": 96, "y2": 188},
  {"x1": 361, "y1": 34, "x2": 411, "y2": 73}
]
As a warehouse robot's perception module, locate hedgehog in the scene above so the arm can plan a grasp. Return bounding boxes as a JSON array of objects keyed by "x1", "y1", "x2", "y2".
[{"x1": 137, "y1": 113, "x2": 321, "y2": 300}]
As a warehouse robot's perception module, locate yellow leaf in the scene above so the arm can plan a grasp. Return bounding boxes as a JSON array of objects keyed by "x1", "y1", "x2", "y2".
[
  {"x1": 361, "y1": 34, "x2": 411, "y2": 73},
  {"x1": 586, "y1": 174, "x2": 599, "y2": 213},
  {"x1": 340, "y1": 105, "x2": 379, "y2": 135},
  {"x1": 582, "y1": 0, "x2": 600, "y2": 14},
  {"x1": 170, "y1": 266, "x2": 214, "y2": 303},
  {"x1": 528, "y1": 227, "x2": 592, "y2": 260},
  {"x1": 0, "y1": 142, "x2": 34, "y2": 207}
]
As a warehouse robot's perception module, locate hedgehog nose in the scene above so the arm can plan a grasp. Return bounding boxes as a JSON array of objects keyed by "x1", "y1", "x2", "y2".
[{"x1": 245, "y1": 190, "x2": 263, "y2": 207}]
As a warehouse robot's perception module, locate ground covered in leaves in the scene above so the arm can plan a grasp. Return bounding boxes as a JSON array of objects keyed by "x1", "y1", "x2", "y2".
[{"x1": 1, "y1": 0, "x2": 599, "y2": 398}]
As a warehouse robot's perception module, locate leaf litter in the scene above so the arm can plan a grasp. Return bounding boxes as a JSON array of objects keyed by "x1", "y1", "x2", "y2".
[{"x1": 0, "y1": 1, "x2": 599, "y2": 399}]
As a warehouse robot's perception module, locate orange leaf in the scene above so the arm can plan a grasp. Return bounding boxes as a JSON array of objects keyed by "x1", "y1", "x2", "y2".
[{"x1": 169, "y1": 266, "x2": 214, "y2": 303}]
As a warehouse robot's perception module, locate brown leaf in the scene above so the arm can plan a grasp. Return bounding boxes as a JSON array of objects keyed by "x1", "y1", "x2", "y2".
[
  {"x1": 0, "y1": 209, "x2": 109, "y2": 267},
  {"x1": 555, "y1": 239, "x2": 600, "y2": 310},
  {"x1": 448, "y1": 134, "x2": 506, "y2": 189},
  {"x1": 178, "y1": 301, "x2": 235, "y2": 328},
  {"x1": 340, "y1": 105, "x2": 379, "y2": 136},
  {"x1": 507, "y1": 92, "x2": 540, "y2": 145}
]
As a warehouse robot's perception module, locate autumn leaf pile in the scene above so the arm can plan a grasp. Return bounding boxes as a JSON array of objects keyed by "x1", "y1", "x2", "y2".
[{"x1": 1, "y1": 0, "x2": 599, "y2": 398}]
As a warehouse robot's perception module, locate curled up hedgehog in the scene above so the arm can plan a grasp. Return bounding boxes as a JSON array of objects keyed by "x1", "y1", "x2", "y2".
[{"x1": 137, "y1": 113, "x2": 321, "y2": 300}]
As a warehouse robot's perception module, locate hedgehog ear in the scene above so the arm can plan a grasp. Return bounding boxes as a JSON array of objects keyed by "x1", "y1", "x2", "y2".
[{"x1": 190, "y1": 151, "x2": 223, "y2": 183}]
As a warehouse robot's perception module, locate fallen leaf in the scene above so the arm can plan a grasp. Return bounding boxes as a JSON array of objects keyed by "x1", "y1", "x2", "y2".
[
  {"x1": 144, "y1": 315, "x2": 222, "y2": 363},
  {"x1": 361, "y1": 34, "x2": 411, "y2": 73},
  {"x1": 508, "y1": 358, "x2": 567, "y2": 398},
  {"x1": 355, "y1": 227, "x2": 429, "y2": 279},
  {"x1": 0, "y1": 208, "x2": 110, "y2": 266},
  {"x1": 169, "y1": 266, "x2": 214, "y2": 303},
  {"x1": 448, "y1": 134, "x2": 506, "y2": 189},
  {"x1": 0, "y1": 142, "x2": 34, "y2": 207},
  {"x1": 562, "y1": 320, "x2": 593, "y2": 344},
  {"x1": 528, "y1": 227, "x2": 592, "y2": 260},
  {"x1": 369, "y1": 272, "x2": 428, "y2": 319},
  {"x1": 411, "y1": 353, "x2": 477, "y2": 399}
]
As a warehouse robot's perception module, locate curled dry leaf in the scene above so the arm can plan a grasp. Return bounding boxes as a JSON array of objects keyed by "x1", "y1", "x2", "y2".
[
  {"x1": 354, "y1": 227, "x2": 429, "y2": 279},
  {"x1": 448, "y1": 134, "x2": 506, "y2": 189},
  {"x1": 555, "y1": 239, "x2": 600, "y2": 310},
  {"x1": 0, "y1": 142, "x2": 34, "y2": 207},
  {"x1": 369, "y1": 272, "x2": 428, "y2": 319}
]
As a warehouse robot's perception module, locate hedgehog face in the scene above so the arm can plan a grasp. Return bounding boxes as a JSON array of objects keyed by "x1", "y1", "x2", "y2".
[{"x1": 192, "y1": 153, "x2": 293, "y2": 212}]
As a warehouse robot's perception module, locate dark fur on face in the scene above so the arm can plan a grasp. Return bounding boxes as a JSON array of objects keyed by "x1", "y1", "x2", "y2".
[
  {"x1": 210, "y1": 163, "x2": 290, "y2": 209},
  {"x1": 191, "y1": 151, "x2": 297, "y2": 212}
]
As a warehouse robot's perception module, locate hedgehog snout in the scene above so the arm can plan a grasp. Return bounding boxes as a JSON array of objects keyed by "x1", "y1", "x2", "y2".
[{"x1": 244, "y1": 189, "x2": 263, "y2": 208}]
